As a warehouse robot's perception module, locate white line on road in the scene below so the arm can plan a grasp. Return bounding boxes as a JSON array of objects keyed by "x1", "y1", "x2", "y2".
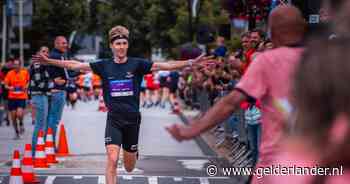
[
  {"x1": 148, "y1": 176, "x2": 158, "y2": 184},
  {"x1": 123, "y1": 175, "x2": 133, "y2": 180},
  {"x1": 174, "y1": 177, "x2": 183, "y2": 182},
  {"x1": 199, "y1": 178, "x2": 210, "y2": 184},
  {"x1": 45, "y1": 176, "x2": 56, "y2": 184},
  {"x1": 98, "y1": 175, "x2": 105, "y2": 184},
  {"x1": 0, "y1": 174, "x2": 229, "y2": 180},
  {"x1": 73, "y1": 175, "x2": 83, "y2": 179}
]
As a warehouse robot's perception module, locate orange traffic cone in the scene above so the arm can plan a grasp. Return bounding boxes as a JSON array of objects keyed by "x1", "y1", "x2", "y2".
[
  {"x1": 45, "y1": 128, "x2": 58, "y2": 164},
  {"x1": 9, "y1": 150, "x2": 23, "y2": 184},
  {"x1": 22, "y1": 144, "x2": 39, "y2": 183},
  {"x1": 34, "y1": 130, "x2": 49, "y2": 168},
  {"x1": 56, "y1": 124, "x2": 70, "y2": 157}
]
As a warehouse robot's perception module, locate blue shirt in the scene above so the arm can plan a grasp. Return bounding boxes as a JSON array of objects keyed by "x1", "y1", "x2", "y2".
[{"x1": 213, "y1": 46, "x2": 227, "y2": 57}]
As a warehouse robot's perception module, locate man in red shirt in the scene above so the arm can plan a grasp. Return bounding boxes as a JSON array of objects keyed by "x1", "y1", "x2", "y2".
[{"x1": 239, "y1": 32, "x2": 253, "y2": 75}]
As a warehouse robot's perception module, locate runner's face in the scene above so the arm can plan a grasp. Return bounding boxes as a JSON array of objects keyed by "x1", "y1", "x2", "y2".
[
  {"x1": 13, "y1": 60, "x2": 20, "y2": 70},
  {"x1": 110, "y1": 39, "x2": 129, "y2": 59}
]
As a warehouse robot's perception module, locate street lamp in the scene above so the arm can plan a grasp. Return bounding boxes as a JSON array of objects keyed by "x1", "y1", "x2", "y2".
[
  {"x1": 19, "y1": 0, "x2": 24, "y2": 65},
  {"x1": 2, "y1": 2, "x2": 7, "y2": 64}
]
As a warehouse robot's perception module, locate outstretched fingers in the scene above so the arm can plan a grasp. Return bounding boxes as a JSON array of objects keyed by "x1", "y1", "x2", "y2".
[{"x1": 194, "y1": 54, "x2": 215, "y2": 66}]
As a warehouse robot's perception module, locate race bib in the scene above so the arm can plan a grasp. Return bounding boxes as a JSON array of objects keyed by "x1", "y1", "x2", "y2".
[
  {"x1": 109, "y1": 79, "x2": 134, "y2": 97},
  {"x1": 13, "y1": 86, "x2": 24, "y2": 94}
]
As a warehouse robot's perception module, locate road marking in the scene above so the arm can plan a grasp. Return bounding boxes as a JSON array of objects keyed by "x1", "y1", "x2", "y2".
[
  {"x1": 123, "y1": 175, "x2": 133, "y2": 180},
  {"x1": 45, "y1": 176, "x2": 56, "y2": 184},
  {"x1": 174, "y1": 177, "x2": 183, "y2": 182},
  {"x1": 73, "y1": 175, "x2": 83, "y2": 179},
  {"x1": 98, "y1": 176, "x2": 105, "y2": 184},
  {"x1": 0, "y1": 174, "x2": 229, "y2": 180},
  {"x1": 118, "y1": 167, "x2": 144, "y2": 174},
  {"x1": 199, "y1": 178, "x2": 210, "y2": 184},
  {"x1": 178, "y1": 159, "x2": 209, "y2": 171},
  {"x1": 148, "y1": 176, "x2": 158, "y2": 184}
]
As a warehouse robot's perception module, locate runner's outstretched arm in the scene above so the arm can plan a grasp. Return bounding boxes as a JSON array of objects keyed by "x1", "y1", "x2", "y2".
[
  {"x1": 151, "y1": 53, "x2": 213, "y2": 71},
  {"x1": 32, "y1": 53, "x2": 91, "y2": 72},
  {"x1": 166, "y1": 90, "x2": 247, "y2": 142}
]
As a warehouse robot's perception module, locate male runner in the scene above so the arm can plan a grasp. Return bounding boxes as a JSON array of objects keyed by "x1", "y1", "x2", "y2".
[
  {"x1": 4, "y1": 59, "x2": 30, "y2": 139},
  {"x1": 33, "y1": 25, "x2": 209, "y2": 184}
]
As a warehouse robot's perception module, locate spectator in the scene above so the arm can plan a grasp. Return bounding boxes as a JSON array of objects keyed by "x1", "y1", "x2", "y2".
[
  {"x1": 268, "y1": 38, "x2": 350, "y2": 184},
  {"x1": 213, "y1": 36, "x2": 227, "y2": 58},
  {"x1": 268, "y1": 2, "x2": 350, "y2": 183},
  {"x1": 250, "y1": 29, "x2": 265, "y2": 50},
  {"x1": 47, "y1": 36, "x2": 70, "y2": 142},
  {"x1": 29, "y1": 46, "x2": 53, "y2": 154},
  {"x1": 238, "y1": 32, "x2": 255, "y2": 75}
]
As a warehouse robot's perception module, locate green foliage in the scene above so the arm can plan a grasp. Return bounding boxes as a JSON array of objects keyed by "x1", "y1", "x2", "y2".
[
  {"x1": 31, "y1": 0, "x2": 231, "y2": 58},
  {"x1": 166, "y1": 0, "x2": 231, "y2": 56},
  {"x1": 31, "y1": 0, "x2": 88, "y2": 53},
  {"x1": 226, "y1": 35, "x2": 242, "y2": 53}
]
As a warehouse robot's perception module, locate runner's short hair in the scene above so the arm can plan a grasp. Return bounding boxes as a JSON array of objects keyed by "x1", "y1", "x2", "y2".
[{"x1": 109, "y1": 25, "x2": 129, "y2": 43}]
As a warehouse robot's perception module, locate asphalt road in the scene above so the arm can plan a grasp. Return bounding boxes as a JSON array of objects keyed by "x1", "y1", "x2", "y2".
[{"x1": 0, "y1": 101, "x2": 241, "y2": 183}]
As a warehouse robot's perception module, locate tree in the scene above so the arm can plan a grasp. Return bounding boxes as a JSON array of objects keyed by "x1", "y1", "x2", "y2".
[
  {"x1": 95, "y1": 1, "x2": 150, "y2": 57},
  {"x1": 30, "y1": 0, "x2": 88, "y2": 54},
  {"x1": 169, "y1": 0, "x2": 230, "y2": 44},
  {"x1": 94, "y1": 0, "x2": 230, "y2": 58},
  {"x1": 144, "y1": 0, "x2": 180, "y2": 55}
]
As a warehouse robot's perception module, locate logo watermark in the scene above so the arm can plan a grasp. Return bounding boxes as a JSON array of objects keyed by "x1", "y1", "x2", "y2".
[{"x1": 206, "y1": 164, "x2": 344, "y2": 179}]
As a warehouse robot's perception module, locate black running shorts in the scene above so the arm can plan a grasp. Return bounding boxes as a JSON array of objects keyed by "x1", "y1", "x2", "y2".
[
  {"x1": 105, "y1": 112, "x2": 141, "y2": 153},
  {"x1": 8, "y1": 99, "x2": 26, "y2": 111}
]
